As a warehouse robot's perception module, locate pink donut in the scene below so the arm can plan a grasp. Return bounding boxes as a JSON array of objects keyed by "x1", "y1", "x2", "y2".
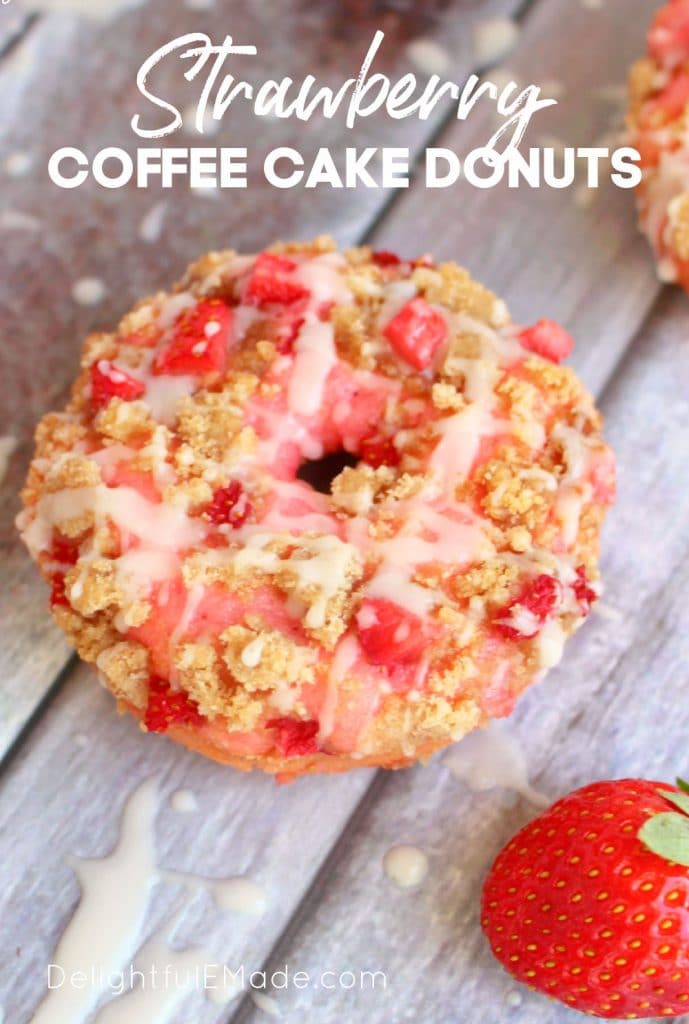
[{"x1": 18, "y1": 237, "x2": 615, "y2": 779}]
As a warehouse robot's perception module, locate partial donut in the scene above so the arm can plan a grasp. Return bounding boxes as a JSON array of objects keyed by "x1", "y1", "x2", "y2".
[
  {"x1": 18, "y1": 237, "x2": 615, "y2": 779},
  {"x1": 628, "y1": 0, "x2": 689, "y2": 288}
]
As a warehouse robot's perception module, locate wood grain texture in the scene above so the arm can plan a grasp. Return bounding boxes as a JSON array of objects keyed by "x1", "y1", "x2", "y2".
[
  {"x1": 0, "y1": 0, "x2": 525, "y2": 758},
  {"x1": 0, "y1": 661, "x2": 375, "y2": 1023},
  {"x1": 1, "y1": 1, "x2": 685, "y2": 1023},
  {"x1": 232, "y1": 275, "x2": 689, "y2": 1024}
]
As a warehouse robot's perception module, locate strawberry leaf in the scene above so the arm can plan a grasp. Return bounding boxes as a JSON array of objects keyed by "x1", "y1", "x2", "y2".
[
  {"x1": 639, "y1": 811, "x2": 689, "y2": 866},
  {"x1": 659, "y1": 787, "x2": 689, "y2": 818},
  {"x1": 676, "y1": 776, "x2": 689, "y2": 796}
]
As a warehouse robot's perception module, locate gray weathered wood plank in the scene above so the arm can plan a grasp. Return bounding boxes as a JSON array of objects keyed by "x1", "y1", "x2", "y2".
[
  {"x1": 232, "y1": 275, "x2": 689, "y2": 1024},
  {"x1": 0, "y1": 660, "x2": 376, "y2": 1024},
  {"x1": 0, "y1": 0, "x2": 527, "y2": 758},
  {"x1": 370, "y1": 0, "x2": 663, "y2": 396}
]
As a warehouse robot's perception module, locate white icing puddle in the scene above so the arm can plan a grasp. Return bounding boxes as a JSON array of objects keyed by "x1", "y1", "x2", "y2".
[
  {"x1": 406, "y1": 38, "x2": 450, "y2": 76},
  {"x1": 72, "y1": 278, "x2": 107, "y2": 307},
  {"x1": 29, "y1": 779, "x2": 266, "y2": 1023},
  {"x1": 4, "y1": 151, "x2": 32, "y2": 177},
  {"x1": 138, "y1": 201, "x2": 167, "y2": 244},
  {"x1": 169, "y1": 789, "x2": 197, "y2": 814},
  {"x1": 0, "y1": 209, "x2": 40, "y2": 232},
  {"x1": 0, "y1": 436, "x2": 17, "y2": 485},
  {"x1": 383, "y1": 845, "x2": 429, "y2": 889},
  {"x1": 213, "y1": 878, "x2": 267, "y2": 916},
  {"x1": 473, "y1": 18, "x2": 520, "y2": 66},
  {"x1": 443, "y1": 722, "x2": 550, "y2": 807},
  {"x1": 251, "y1": 990, "x2": 282, "y2": 1017}
]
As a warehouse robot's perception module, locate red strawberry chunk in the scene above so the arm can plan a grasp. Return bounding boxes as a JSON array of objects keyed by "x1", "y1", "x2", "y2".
[
  {"x1": 496, "y1": 574, "x2": 561, "y2": 639},
  {"x1": 383, "y1": 297, "x2": 448, "y2": 371},
  {"x1": 357, "y1": 598, "x2": 429, "y2": 666},
  {"x1": 245, "y1": 253, "x2": 309, "y2": 307},
  {"x1": 144, "y1": 677, "x2": 205, "y2": 733},
  {"x1": 90, "y1": 360, "x2": 145, "y2": 409},
  {"x1": 649, "y1": 0, "x2": 689, "y2": 66},
  {"x1": 152, "y1": 299, "x2": 232, "y2": 376},
  {"x1": 518, "y1": 319, "x2": 574, "y2": 364},
  {"x1": 275, "y1": 313, "x2": 305, "y2": 355},
  {"x1": 50, "y1": 533, "x2": 80, "y2": 565},
  {"x1": 646, "y1": 68, "x2": 689, "y2": 122},
  {"x1": 372, "y1": 250, "x2": 402, "y2": 267},
  {"x1": 360, "y1": 434, "x2": 400, "y2": 469},
  {"x1": 572, "y1": 565, "x2": 597, "y2": 611},
  {"x1": 205, "y1": 481, "x2": 251, "y2": 528},
  {"x1": 267, "y1": 717, "x2": 320, "y2": 757},
  {"x1": 50, "y1": 575, "x2": 69, "y2": 609}
]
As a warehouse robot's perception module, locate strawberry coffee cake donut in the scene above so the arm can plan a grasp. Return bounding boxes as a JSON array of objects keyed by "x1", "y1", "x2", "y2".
[
  {"x1": 629, "y1": 0, "x2": 689, "y2": 288},
  {"x1": 18, "y1": 237, "x2": 615, "y2": 779}
]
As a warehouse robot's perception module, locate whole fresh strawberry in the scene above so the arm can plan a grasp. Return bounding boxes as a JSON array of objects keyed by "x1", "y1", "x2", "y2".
[{"x1": 481, "y1": 778, "x2": 689, "y2": 1019}]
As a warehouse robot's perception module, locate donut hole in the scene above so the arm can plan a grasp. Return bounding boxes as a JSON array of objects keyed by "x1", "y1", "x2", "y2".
[{"x1": 296, "y1": 449, "x2": 359, "y2": 494}]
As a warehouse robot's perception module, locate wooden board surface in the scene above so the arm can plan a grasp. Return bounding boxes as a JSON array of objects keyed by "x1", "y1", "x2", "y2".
[{"x1": 2, "y1": 1, "x2": 686, "y2": 1023}]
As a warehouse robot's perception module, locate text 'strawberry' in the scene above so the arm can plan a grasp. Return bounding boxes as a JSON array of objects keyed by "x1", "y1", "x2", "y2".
[
  {"x1": 357, "y1": 598, "x2": 429, "y2": 666},
  {"x1": 360, "y1": 434, "x2": 400, "y2": 469},
  {"x1": 90, "y1": 360, "x2": 145, "y2": 409},
  {"x1": 153, "y1": 299, "x2": 232, "y2": 376},
  {"x1": 495, "y1": 574, "x2": 561, "y2": 639},
  {"x1": 245, "y1": 253, "x2": 309, "y2": 307},
  {"x1": 482, "y1": 778, "x2": 689, "y2": 1019},
  {"x1": 144, "y1": 677, "x2": 205, "y2": 733},
  {"x1": 267, "y1": 717, "x2": 320, "y2": 757},
  {"x1": 205, "y1": 481, "x2": 251, "y2": 528},
  {"x1": 383, "y1": 297, "x2": 448, "y2": 371},
  {"x1": 518, "y1": 319, "x2": 574, "y2": 363}
]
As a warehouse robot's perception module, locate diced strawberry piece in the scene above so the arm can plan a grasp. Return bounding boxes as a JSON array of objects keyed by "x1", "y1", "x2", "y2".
[
  {"x1": 572, "y1": 565, "x2": 597, "y2": 611},
  {"x1": 372, "y1": 250, "x2": 402, "y2": 267},
  {"x1": 275, "y1": 313, "x2": 305, "y2": 355},
  {"x1": 495, "y1": 574, "x2": 561, "y2": 639},
  {"x1": 359, "y1": 434, "x2": 400, "y2": 469},
  {"x1": 90, "y1": 360, "x2": 145, "y2": 410},
  {"x1": 50, "y1": 574, "x2": 69, "y2": 609},
  {"x1": 518, "y1": 319, "x2": 574, "y2": 364},
  {"x1": 50, "y1": 533, "x2": 80, "y2": 565},
  {"x1": 356, "y1": 598, "x2": 429, "y2": 666},
  {"x1": 245, "y1": 253, "x2": 309, "y2": 307},
  {"x1": 267, "y1": 717, "x2": 320, "y2": 757},
  {"x1": 205, "y1": 481, "x2": 251, "y2": 528},
  {"x1": 152, "y1": 299, "x2": 232, "y2": 376},
  {"x1": 649, "y1": 0, "x2": 689, "y2": 66},
  {"x1": 645, "y1": 68, "x2": 689, "y2": 124},
  {"x1": 144, "y1": 676, "x2": 205, "y2": 733},
  {"x1": 383, "y1": 297, "x2": 448, "y2": 371}
]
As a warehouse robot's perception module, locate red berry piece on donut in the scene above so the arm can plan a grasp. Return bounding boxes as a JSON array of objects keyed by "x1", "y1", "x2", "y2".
[
  {"x1": 482, "y1": 777, "x2": 689, "y2": 1019},
  {"x1": 153, "y1": 299, "x2": 232, "y2": 376},
  {"x1": 90, "y1": 359, "x2": 145, "y2": 409},
  {"x1": 244, "y1": 252, "x2": 309, "y2": 306},
  {"x1": 383, "y1": 296, "x2": 448, "y2": 370},
  {"x1": 205, "y1": 481, "x2": 252, "y2": 528},
  {"x1": 517, "y1": 319, "x2": 574, "y2": 364},
  {"x1": 17, "y1": 238, "x2": 614, "y2": 778},
  {"x1": 356, "y1": 598, "x2": 430, "y2": 666}
]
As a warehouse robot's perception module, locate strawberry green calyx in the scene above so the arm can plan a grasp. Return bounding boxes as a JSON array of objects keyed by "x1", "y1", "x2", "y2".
[{"x1": 638, "y1": 785, "x2": 689, "y2": 866}]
